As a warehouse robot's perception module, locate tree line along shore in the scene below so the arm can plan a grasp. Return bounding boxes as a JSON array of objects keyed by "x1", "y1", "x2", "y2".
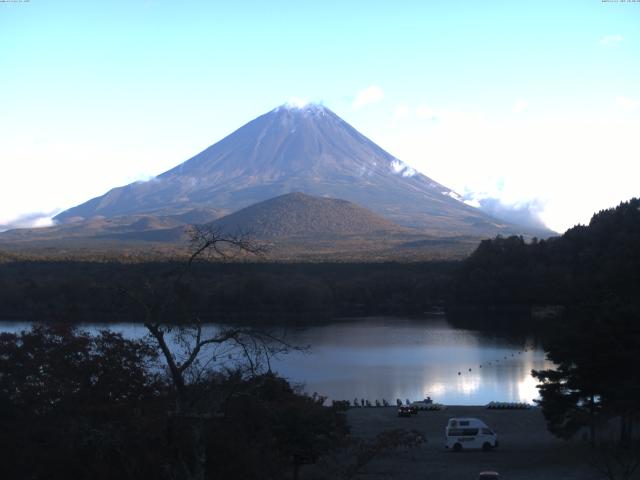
[{"x1": 0, "y1": 198, "x2": 638, "y2": 480}]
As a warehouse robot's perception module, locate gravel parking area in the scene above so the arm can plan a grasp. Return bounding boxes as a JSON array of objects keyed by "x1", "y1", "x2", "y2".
[{"x1": 345, "y1": 406, "x2": 603, "y2": 480}]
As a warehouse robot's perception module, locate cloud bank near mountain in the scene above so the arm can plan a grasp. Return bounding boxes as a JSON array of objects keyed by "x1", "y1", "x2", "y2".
[{"x1": 0, "y1": 211, "x2": 59, "y2": 232}]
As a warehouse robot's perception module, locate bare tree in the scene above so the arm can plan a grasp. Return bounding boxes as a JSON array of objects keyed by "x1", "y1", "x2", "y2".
[
  {"x1": 124, "y1": 225, "x2": 282, "y2": 393},
  {"x1": 121, "y1": 225, "x2": 297, "y2": 480}
]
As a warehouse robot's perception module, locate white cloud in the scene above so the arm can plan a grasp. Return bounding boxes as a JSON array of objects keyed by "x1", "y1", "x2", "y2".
[
  {"x1": 392, "y1": 104, "x2": 409, "y2": 122},
  {"x1": 374, "y1": 110, "x2": 640, "y2": 233},
  {"x1": 512, "y1": 99, "x2": 529, "y2": 113},
  {"x1": 390, "y1": 159, "x2": 416, "y2": 177},
  {"x1": 616, "y1": 96, "x2": 640, "y2": 111},
  {"x1": 465, "y1": 195, "x2": 550, "y2": 232},
  {"x1": 600, "y1": 34, "x2": 623, "y2": 46},
  {"x1": 415, "y1": 104, "x2": 436, "y2": 120},
  {"x1": 0, "y1": 211, "x2": 59, "y2": 232},
  {"x1": 352, "y1": 85, "x2": 384, "y2": 109},
  {"x1": 444, "y1": 191, "x2": 463, "y2": 202},
  {"x1": 285, "y1": 97, "x2": 310, "y2": 108}
]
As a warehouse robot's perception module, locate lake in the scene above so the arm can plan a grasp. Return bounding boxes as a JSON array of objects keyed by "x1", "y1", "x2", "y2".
[{"x1": 0, "y1": 315, "x2": 552, "y2": 406}]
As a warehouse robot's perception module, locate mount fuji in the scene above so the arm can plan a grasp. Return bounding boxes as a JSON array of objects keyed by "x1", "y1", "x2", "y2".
[{"x1": 53, "y1": 104, "x2": 542, "y2": 237}]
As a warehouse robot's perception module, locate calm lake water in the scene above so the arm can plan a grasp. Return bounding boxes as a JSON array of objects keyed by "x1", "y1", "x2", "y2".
[{"x1": 0, "y1": 316, "x2": 552, "y2": 406}]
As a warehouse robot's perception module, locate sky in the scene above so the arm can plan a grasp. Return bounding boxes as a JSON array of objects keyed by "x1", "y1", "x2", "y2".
[{"x1": 1, "y1": 0, "x2": 639, "y2": 233}]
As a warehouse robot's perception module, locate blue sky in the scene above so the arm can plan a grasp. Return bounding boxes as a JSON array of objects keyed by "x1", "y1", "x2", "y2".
[{"x1": 1, "y1": 0, "x2": 639, "y2": 232}]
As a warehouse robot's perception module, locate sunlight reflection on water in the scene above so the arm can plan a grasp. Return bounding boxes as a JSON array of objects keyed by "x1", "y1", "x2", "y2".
[
  {"x1": 267, "y1": 317, "x2": 553, "y2": 405},
  {"x1": 0, "y1": 316, "x2": 552, "y2": 405}
]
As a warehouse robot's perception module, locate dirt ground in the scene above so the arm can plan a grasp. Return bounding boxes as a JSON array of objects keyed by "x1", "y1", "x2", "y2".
[{"x1": 343, "y1": 406, "x2": 605, "y2": 480}]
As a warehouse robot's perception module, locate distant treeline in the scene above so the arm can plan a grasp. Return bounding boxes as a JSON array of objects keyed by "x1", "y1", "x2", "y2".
[
  {"x1": 448, "y1": 200, "x2": 640, "y2": 448},
  {"x1": 2, "y1": 198, "x2": 637, "y2": 330},
  {"x1": 448, "y1": 198, "x2": 640, "y2": 329},
  {"x1": 0, "y1": 259, "x2": 456, "y2": 324},
  {"x1": 453, "y1": 197, "x2": 640, "y2": 305}
]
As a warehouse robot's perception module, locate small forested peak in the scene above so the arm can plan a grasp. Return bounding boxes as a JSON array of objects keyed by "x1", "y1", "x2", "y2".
[{"x1": 211, "y1": 192, "x2": 405, "y2": 238}]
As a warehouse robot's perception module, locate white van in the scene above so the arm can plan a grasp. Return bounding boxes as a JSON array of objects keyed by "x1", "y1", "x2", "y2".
[{"x1": 445, "y1": 417, "x2": 498, "y2": 452}]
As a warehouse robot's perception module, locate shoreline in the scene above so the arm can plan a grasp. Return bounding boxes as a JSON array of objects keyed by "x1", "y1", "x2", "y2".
[{"x1": 343, "y1": 405, "x2": 601, "y2": 480}]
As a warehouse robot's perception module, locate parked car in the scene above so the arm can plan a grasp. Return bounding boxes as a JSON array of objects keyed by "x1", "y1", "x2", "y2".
[{"x1": 397, "y1": 405, "x2": 413, "y2": 417}]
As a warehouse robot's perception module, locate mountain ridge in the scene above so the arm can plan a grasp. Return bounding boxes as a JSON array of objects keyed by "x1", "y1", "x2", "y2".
[{"x1": 53, "y1": 103, "x2": 546, "y2": 237}]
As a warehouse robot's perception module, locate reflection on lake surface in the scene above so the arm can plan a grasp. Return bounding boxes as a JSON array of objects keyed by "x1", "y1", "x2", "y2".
[
  {"x1": 0, "y1": 316, "x2": 552, "y2": 405},
  {"x1": 270, "y1": 317, "x2": 552, "y2": 405}
]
